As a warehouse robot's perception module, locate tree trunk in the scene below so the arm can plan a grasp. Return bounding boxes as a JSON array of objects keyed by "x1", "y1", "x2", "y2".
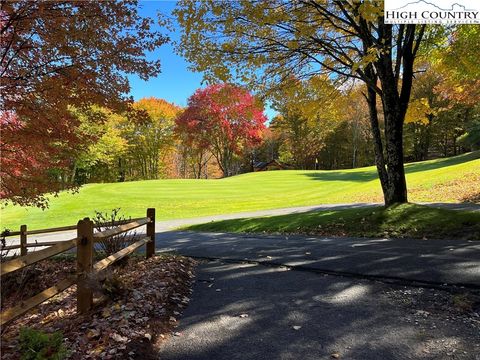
[
  {"x1": 384, "y1": 109, "x2": 408, "y2": 204},
  {"x1": 365, "y1": 84, "x2": 389, "y2": 203},
  {"x1": 365, "y1": 67, "x2": 408, "y2": 205},
  {"x1": 70, "y1": 162, "x2": 77, "y2": 184}
]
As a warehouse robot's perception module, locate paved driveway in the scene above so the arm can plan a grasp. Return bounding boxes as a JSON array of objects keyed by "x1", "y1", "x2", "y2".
[
  {"x1": 158, "y1": 260, "x2": 480, "y2": 360},
  {"x1": 155, "y1": 220, "x2": 480, "y2": 360},
  {"x1": 157, "y1": 231, "x2": 480, "y2": 287}
]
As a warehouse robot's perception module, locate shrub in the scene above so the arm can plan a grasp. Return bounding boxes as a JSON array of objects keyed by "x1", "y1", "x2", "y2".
[
  {"x1": 19, "y1": 328, "x2": 68, "y2": 360},
  {"x1": 92, "y1": 208, "x2": 138, "y2": 256}
]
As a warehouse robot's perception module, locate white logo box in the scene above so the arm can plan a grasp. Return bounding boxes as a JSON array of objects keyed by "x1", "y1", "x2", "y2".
[{"x1": 384, "y1": 0, "x2": 480, "y2": 24}]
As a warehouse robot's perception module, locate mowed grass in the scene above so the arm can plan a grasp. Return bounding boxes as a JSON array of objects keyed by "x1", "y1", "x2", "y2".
[
  {"x1": 185, "y1": 203, "x2": 480, "y2": 240},
  {"x1": 1, "y1": 151, "x2": 479, "y2": 230}
]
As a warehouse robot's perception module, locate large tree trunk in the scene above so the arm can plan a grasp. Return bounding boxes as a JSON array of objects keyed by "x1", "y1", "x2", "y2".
[
  {"x1": 365, "y1": 82, "x2": 389, "y2": 203},
  {"x1": 366, "y1": 99, "x2": 408, "y2": 205},
  {"x1": 365, "y1": 65, "x2": 408, "y2": 205},
  {"x1": 383, "y1": 109, "x2": 408, "y2": 204},
  {"x1": 360, "y1": 22, "x2": 422, "y2": 206}
]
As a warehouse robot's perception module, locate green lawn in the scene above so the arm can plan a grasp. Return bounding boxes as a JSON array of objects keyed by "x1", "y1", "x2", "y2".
[
  {"x1": 1, "y1": 152, "x2": 479, "y2": 231},
  {"x1": 184, "y1": 203, "x2": 480, "y2": 240}
]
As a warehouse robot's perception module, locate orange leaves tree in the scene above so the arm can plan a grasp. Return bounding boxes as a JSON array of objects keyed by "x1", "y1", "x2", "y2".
[
  {"x1": 126, "y1": 98, "x2": 181, "y2": 180},
  {"x1": 173, "y1": 1, "x2": 429, "y2": 205},
  {"x1": 0, "y1": 0, "x2": 166, "y2": 207},
  {"x1": 175, "y1": 84, "x2": 266, "y2": 177}
]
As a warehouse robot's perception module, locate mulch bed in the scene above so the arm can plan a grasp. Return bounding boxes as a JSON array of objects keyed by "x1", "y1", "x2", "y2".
[{"x1": 1, "y1": 254, "x2": 196, "y2": 359}]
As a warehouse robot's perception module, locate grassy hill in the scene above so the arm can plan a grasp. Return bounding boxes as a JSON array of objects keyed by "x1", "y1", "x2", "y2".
[{"x1": 1, "y1": 152, "x2": 479, "y2": 230}]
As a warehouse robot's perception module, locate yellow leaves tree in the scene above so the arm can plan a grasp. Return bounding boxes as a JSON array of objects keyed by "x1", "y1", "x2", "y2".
[
  {"x1": 125, "y1": 98, "x2": 182, "y2": 180},
  {"x1": 72, "y1": 98, "x2": 182, "y2": 182},
  {"x1": 72, "y1": 107, "x2": 129, "y2": 183},
  {"x1": 405, "y1": 98, "x2": 436, "y2": 126},
  {"x1": 271, "y1": 76, "x2": 347, "y2": 169}
]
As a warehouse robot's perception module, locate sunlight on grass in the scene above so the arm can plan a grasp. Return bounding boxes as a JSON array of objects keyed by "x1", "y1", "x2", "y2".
[{"x1": 1, "y1": 152, "x2": 479, "y2": 230}]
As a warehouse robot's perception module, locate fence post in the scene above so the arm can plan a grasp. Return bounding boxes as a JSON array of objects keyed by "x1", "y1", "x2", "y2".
[
  {"x1": 146, "y1": 208, "x2": 155, "y2": 259},
  {"x1": 77, "y1": 217, "x2": 94, "y2": 314},
  {"x1": 20, "y1": 225, "x2": 27, "y2": 256}
]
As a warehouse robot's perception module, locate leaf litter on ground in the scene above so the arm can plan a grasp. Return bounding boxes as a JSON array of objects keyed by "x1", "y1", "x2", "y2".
[{"x1": 1, "y1": 254, "x2": 196, "y2": 359}]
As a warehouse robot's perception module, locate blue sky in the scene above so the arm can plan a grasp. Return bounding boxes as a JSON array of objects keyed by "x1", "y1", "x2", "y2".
[{"x1": 127, "y1": 1, "x2": 277, "y2": 119}]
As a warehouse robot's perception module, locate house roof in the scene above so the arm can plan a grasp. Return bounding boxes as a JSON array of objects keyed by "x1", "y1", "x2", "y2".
[{"x1": 253, "y1": 159, "x2": 290, "y2": 170}]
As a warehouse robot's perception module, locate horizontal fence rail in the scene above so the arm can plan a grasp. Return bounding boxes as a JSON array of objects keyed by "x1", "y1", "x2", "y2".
[
  {"x1": 1, "y1": 278, "x2": 77, "y2": 326},
  {"x1": 1, "y1": 238, "x2": 78, "y2": 277},
  {"x1": 94, "y1": 218, "x2": 151, "y2": 240},
  {"x1": 25, "y1": 218, "x2": 145, "y2": 236},
  {"x1": 0, "y1": 208, "x2": 156, "y2": 327},
  {"x1": 0, "y1": 217, "x2": 146, "y2": 256},
  {"x1": 93, "y1": 237, "x2": 150, "y2": 273}
]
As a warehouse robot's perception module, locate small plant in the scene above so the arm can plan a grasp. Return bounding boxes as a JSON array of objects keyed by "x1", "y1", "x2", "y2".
[
  {"x1": 92, "y1": 208, "x2": 138, "y2": 256},
  {"x1": 19, "y1": 327, "x2": 68, "y2": 360}
]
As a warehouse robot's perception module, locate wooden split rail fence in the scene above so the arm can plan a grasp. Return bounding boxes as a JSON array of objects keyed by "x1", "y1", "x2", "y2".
[{"x1": 0, "y1": 208, "x2": 156, "y2": 327}]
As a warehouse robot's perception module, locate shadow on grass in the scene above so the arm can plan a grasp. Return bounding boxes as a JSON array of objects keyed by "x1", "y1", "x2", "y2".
[
  {"x1": 404, "y1": 151, "x2": 479, "y2": 174},
  {"x1": 302, "y1": 151, "x2": 479, "y2": 183},
  {"x1": 184, "y1": 204, "x2": 480, "y2": 240},
  {"x1": 301, "y1": 171, "x2": 377, "y2": 182}
]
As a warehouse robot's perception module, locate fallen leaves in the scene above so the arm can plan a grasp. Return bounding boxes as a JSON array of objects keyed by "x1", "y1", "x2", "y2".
[
  {"x1": 111, "y1": 333, "x2": 128, "y2": 343},
  {"x1": 1, "y1": 255, "x2": 197, "y2": 359}
]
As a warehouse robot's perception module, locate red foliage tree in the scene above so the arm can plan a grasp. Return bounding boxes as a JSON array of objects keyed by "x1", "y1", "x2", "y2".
[
  {"x1": 176, "y1": 84, "x2": 267, "y2": 177},
  {"x1": 0, "y1": 1, "x2": 165, "y2": 207}
]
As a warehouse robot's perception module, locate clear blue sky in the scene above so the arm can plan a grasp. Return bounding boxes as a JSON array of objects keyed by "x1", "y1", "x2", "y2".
[{"x1": 127, "y1": 0, "x2": 277, "y2": 119}]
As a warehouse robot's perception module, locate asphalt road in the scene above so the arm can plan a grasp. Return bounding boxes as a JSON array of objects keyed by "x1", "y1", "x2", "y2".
[
  {"x1": 157, "y1": 260, "x2": 480, "y2": 360},
  {"x1": 157, "y1": 231, "x2": 480, "y2": 287}
]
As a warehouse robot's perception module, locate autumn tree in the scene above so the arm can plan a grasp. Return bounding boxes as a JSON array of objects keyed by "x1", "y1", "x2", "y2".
[
  {"x1": 432, "y1": 26, "x2": 480, "y2": 154},
  {"x1": 174, "y1": 135, "x2": 214, "y2": 179},
  {"x1": 403, "y1": 67, "x2": 444, "y2": 161},
  {"x1": 343, "y1": 86, "x2": 374, "y2": 168},
  {"x1": 173, "y1": 1, "x2": 429, "y2": 205},
  {"x1": 1, "y1": 0, "x2": 165, "y2": 207},
  {"x1": 248, "y1": 127, "x2": 281, "y2": 166},
  {"x1": 271, "y1": 76, "x2": 345, "y2": 169},
  {"x1": 176, "y1": 84, "x2": 267, "y2": 177},
  {"x1": 125, "y1": 98, "x2": 181, "y2": 179},
  {"x1": 72, "y1": 107, "x2": 128, "y2": 183}
]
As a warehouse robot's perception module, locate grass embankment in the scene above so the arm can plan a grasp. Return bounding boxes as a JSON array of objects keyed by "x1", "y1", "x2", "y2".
[
  {"x1": 1, "y1": 151, "x2": 479, "y2": 230},
  {"x1": 185, "y1": 203, "x2": 480, "y2": 240}
]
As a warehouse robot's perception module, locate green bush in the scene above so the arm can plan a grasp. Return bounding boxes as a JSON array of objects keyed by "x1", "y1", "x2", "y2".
[{"x1": 19, "y1": 328, "x2": 68, "y2": 360}]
